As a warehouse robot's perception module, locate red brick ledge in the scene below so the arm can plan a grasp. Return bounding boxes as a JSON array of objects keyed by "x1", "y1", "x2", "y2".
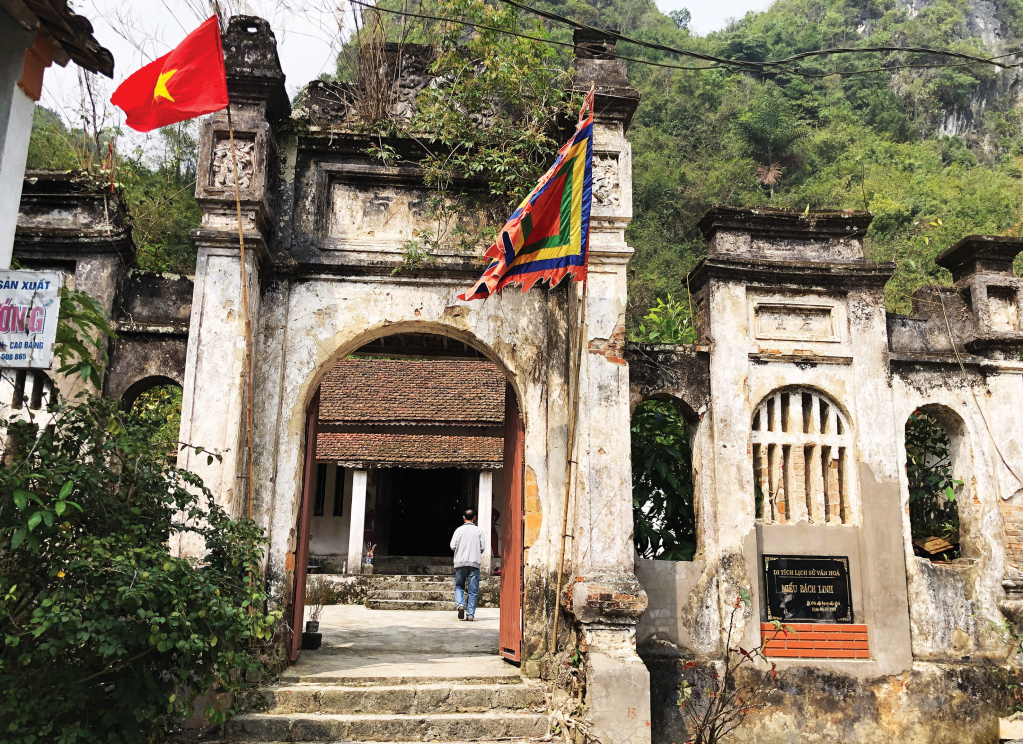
[{"x1": 761, "y1": 622, "x2": 869, "y2": 660}]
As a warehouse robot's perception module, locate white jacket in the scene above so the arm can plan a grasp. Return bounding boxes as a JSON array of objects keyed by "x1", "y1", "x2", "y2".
[{"x1": 450, "y1": 522, "x2": 486, "y2": 568}]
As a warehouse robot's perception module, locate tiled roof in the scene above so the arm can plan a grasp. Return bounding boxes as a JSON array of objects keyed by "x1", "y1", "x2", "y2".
[
  {"x1": 317, "y1": 432, "x2": 504, "y2": 469},
  {"x1": 319, "y1": 359, "x2": 505, "y2": 425}
]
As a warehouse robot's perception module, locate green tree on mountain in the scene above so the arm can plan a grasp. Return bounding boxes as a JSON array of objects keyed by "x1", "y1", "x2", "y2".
[{"x1": 732, "y1": 85, "x2": 811, "y2": 193}]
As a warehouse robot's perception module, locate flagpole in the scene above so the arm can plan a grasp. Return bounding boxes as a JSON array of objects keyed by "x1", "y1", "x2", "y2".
[
  {"x1": 549, "y1": 85, "x2": 595, "y2": 657},
  {"x1": 226, "y1": 105, "x2": 256, "y2": 521},
  {"x1": 550, "y1": 276, "x2": 587, "y2": 655}
]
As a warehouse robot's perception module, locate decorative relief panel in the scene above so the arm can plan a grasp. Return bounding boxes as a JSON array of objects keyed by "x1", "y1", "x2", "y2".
[
  {"x1": 210, "y1": 136, "x2": 255, "y2": 190},
  {"x1": 754, "y1": 303, "x2": 837, "y2": 342},
  {"x1": 327, "y1": 180, "x2": 479, "y2": 248},
  {"x1": 592, "y1": 154, "x2": 620, "y2": 208},
  {"x1": 329, "y1": 182, "x2": 426, "y2": 243}
]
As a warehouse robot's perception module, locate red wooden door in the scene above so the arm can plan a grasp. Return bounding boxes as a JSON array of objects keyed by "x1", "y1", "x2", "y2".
[
  {"x1": 499, "y1": 384, "x2": 524, "y2": 663},
  {"x1": 290, "y1": 390, "x2": 319, "y2": 663}
]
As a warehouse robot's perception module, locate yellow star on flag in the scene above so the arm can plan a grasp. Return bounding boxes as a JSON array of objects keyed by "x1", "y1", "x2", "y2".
[{"x1": 154, "y1": 69, "x2": 177, "y2": 102}]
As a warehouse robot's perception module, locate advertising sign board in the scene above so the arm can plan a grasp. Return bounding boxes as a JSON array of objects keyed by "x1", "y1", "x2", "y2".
[{"x1": 0, "y1": 271, "x2": 62, "y2": 369}]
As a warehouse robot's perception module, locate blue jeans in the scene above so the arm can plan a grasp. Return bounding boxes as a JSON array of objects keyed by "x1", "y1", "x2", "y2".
[{"x1": 454, "y1": 566, "x2": 480, "y2": 618}]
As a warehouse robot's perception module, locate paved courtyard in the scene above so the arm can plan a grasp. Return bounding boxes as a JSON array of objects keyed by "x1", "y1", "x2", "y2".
[{"x1": 283, "y1": 605, "x2": 516, "y2": 683}]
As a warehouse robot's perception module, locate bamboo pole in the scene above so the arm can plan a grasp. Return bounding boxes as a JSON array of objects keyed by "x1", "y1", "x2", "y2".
[
  {"x1": 551, "y1": 277, "x2": 587, "y2": 654},
  {"x1": 226, "y1": 106, "x2": 256, "y2": 521},
  {"x1": 550, "y1": 85, "x2": 595, "y2": 655}
]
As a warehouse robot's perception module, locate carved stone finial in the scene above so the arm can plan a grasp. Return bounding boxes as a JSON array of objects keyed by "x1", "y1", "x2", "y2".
[
  {"x1": 570, "y1": 28, "x2": 640, "y2": 131},
  {"x1": 573, "y1": 28, "x2": 619, "y2": 59},
  {"x1": 936, "y1": 235, "x2": 1023, "y2": 282}
]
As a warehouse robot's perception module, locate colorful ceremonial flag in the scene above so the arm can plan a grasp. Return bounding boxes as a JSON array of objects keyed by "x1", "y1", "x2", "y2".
[
  {"x1": 459, "y1": 89, "x2": 595, "y2": 301},
  {"x1": 111, "y1": 16, "x2": 229, "y2": 132}
]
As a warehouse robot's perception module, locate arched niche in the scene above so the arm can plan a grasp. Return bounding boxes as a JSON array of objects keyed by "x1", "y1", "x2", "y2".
[
  {"x1": 631, "y1": 393, "x2": 700, "y2": 561},
  {"x1": 121, "y1": 375, "x2": 182, "y2": 410},
  {"x1": 904, "y1": 404, "x2": 976, "y2": 561}
]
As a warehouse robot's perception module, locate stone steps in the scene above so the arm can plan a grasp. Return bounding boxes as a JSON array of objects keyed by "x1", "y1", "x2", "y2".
[
  {"x1": 279, "y1": 671, "x2": 524, "y2": 686},
  {"x1": 229, "y1": 741, "x2": 530, "y2": 744},
  {"x1": 369, "y1": 589, "x2": 453, "y2": 602},
  {"x1": 368, "y1": 577, "x2": 448, "y2": 589},
  {"x1": 255, "y1": 683, "x2": 544, "y2": 715},
  {"x1": 365, "y1": 572, "x2": 498, "y2": 611},
  {"x1": 365, "y1": 598, "x2": 455, "y2": 611},
  {"x1": 369, "y1": 576, "x2": 451, "y2": 589},
  {"x1": 229, "y1": 741, "x2": 532, "y2": 744},
  {"x1": 226, "y1": 711, "x2": 547, "y2": 742},
  {"x1": 371, "y1": 556, "x2": 456, "y2": 576},
  {"x1": 373, "y1": 563, "x2": 456, "y2": 575}
]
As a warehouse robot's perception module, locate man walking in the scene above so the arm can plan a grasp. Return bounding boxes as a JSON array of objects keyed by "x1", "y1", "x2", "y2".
[{"x1": 450, "y1": 509, "x2": 486, "y2": 621}]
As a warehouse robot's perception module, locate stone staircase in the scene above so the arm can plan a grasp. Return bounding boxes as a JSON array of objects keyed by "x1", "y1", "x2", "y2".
[
  {"x1": 227, "y1": 672, "x2": 547, "y2": 742},
  {"x1": 364, "y1": 557, "x2": 498, "y2": 611},
  {"x1": 366, "y1": 574, "x2": 456, "y2": 611},
  {"x1": 371, "y1": 555, "x2": 457, "y2": 576}
]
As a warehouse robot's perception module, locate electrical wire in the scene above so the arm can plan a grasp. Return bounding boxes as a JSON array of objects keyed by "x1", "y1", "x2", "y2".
[
  {"x1": 350, "y1": 1, "x2": 735, "y2": 71},
  {"x1": 935, "y1": 291, "x2": 1023, "y2": 490},
  {"x1": 497, "y1": 0, "x2": 1023, "y2": 71},
  {"x1": 353, "y1": 0, "x2": 1023, "y2": 79},
  {"x1": 892, "y1": 286, "x2": 1023, "y2": 491}
]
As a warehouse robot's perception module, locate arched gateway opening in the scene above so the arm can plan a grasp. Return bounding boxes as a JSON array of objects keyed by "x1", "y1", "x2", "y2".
[{"x1": 290, "y1": 331, "x2": 524, "y2": 667}]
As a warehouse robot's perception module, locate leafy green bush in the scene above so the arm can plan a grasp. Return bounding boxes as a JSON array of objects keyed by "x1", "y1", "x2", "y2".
[
  {"x1": 26, "y1": 107, "x2": 201, "y2": 275},
  {"x1": 0, "y1": 396, "x2": 281, "y2": 743},
  {"x1": 355, "y1": 0, "x2": 577, "y2": 258},
  {"x1": 632, "y1": 294, "x2": 698, "y2": 344}
]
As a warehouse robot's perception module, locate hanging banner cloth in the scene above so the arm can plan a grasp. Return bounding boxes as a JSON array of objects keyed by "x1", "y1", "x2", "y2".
[
  {"x1": 111, "y1": 16, "x2": 228, "y2": 132},
  {"x1": 459, "y1": 88, "x2": 595, "y2": 301}
]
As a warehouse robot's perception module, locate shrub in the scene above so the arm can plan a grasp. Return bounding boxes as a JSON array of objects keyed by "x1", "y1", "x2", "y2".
[{"x1": 0, "y1": 395, "x2": 281, "y2": 743}]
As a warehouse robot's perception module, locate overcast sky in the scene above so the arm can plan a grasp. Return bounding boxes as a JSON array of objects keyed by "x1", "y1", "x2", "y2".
[
  {"x1": 40, "y1": 0, "x2": 769, "y2": 128},
  {"x1": 674, "y1": 0, "x2": 772, "y2": 35}
]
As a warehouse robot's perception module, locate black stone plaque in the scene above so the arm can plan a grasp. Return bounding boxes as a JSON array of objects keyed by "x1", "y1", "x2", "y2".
[{"x1": 763, "y1": 555, "x2": 853, "y2": 623}]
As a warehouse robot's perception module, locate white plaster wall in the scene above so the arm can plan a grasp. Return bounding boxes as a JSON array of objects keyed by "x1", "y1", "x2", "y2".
[
  {"x1": 891, "y1": 366, "x2": 1023, "y2": 659},
  {"x1": 698, "y1": 273, "x2": 915, "y2": 674},
  {"x1": 309, "y1": 464, "x2": 352, "y2": 556},
  {"x1": 0, "y1": 13, "x2": 36, "y2": 271},
  {"x1": 572, "y1": 120, "x2": 636, "y2": 578}
]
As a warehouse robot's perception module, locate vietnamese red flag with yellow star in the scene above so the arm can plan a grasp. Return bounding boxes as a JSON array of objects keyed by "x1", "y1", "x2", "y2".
[{"x1": 111, "y1": 16, "x2": 228, "y2": 132}]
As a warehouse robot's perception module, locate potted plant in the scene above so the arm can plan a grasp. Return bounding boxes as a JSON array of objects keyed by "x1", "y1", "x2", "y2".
[
  {"x1": 302, "y1": 579, "x2": 325, "y2": 649},
  {"x1": 363, "y1": 543, "x2": 376, "y2": 575}
]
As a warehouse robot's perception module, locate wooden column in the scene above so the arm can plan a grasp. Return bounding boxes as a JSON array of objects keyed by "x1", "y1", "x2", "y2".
[
  {"x1": 347, "y1": 470, "x2": 368, "y2": 575},
  {"x1": 478, "y1": 470, "x2": 494, "y2": 574}
]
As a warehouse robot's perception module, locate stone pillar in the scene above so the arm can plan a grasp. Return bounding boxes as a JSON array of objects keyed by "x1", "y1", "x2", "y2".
[
  {"x1": 478, "y1": 470, "x2": 494, "y2": 573},
  {"x1": 174, "y1": 17, "x2": 287, "y2": 555},
  {"x1": 566, "y1": 29, "x2": 651, "y2": 744},
  {"x1": 0, "y1": 17, "x2": 39, "y2": 270},
  {"x1": 347, "y1": 470, "x2": 368, "y2": 575}
]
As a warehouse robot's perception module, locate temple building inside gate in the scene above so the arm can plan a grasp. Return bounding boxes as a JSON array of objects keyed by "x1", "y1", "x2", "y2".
[{"x1": 309, "y1": 351, "x2": 506, "y2": 576}]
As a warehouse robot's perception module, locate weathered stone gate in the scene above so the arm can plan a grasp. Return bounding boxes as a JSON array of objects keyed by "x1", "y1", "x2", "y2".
[
  {"x1": 174, "y1": 16, "x2": 651, "y2": 744},
  {"x1": 14, "y1": 13, "x2": 1023, "y2": 743}
]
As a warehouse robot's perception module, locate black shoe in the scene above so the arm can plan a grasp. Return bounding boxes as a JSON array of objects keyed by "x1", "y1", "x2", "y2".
[
  {"x1": 457, "y1": 605, "x2": 465, "y2": 620},
  {"x1": 466, "y1": 616, "x2": 474, "y2": 622}
]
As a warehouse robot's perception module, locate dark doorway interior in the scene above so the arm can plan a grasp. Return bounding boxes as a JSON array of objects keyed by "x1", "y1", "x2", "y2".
[{"x1": 388, "y1": 468, "x2": 473, "y2": 556}]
